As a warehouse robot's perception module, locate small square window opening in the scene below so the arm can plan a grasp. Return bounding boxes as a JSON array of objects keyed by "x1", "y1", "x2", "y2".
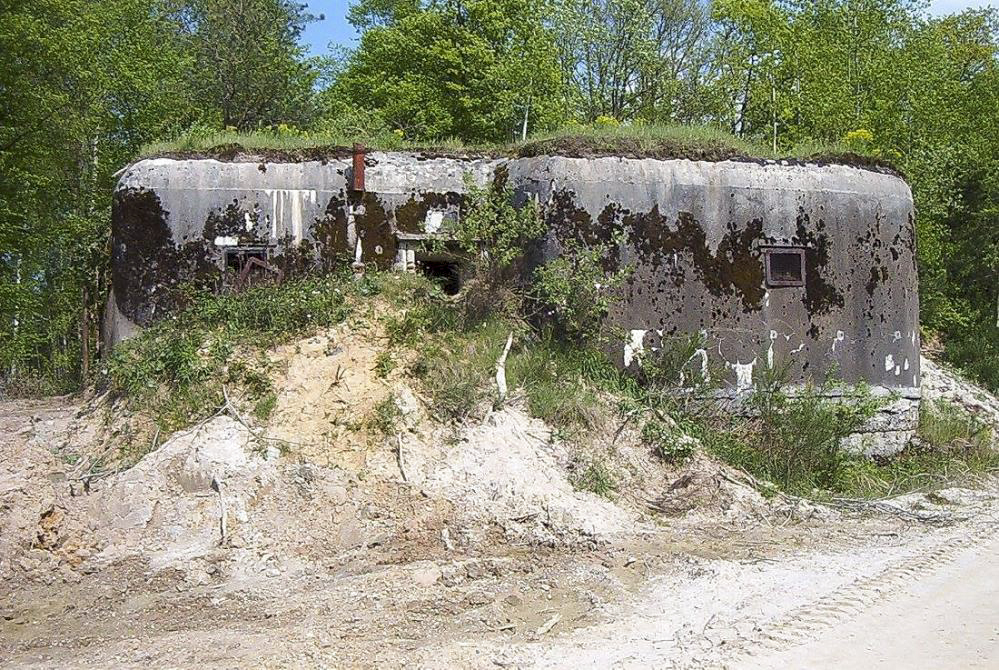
[{"x1": 764, "y1": 247, "x2": 806, "y2": 287}]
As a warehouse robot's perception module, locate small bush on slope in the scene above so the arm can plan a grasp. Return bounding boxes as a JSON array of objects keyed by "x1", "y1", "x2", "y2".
[{"x1": 105, "y1": 272, "x2": 357, "y2": 444}]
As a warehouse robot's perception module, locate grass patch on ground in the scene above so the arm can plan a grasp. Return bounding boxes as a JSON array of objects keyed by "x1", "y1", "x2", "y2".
[
  {"x1": 140, "y1": 122, "x2": 895, "y2": 172},
  {"x1": 573, "y1": 458, "x2": 617, "y2": 498}
]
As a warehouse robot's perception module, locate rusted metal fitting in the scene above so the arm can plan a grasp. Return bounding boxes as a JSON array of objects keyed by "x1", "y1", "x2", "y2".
[{"x1": 351, "y1": 143, "x2": 366, "y2": 191}]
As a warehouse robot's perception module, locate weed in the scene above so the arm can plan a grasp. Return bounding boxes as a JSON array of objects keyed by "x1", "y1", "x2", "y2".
[
  {"x1": 367, "y1": 395, "x2": 402, "y2": 436},
  {"x1": 507, "y1": 338, "x2": 615, "y2": 429},
  {"x1": 641, "y1": 418, "x2": 694, "y2": 465},
  {"x1": 917, "y1": 399, "x2": 993, "y2": 452},
  {"x1": 141, "y1": 123, "x2": 893, "y2": 173},
  {"x1": 373, "y1": 351, "x2": 396, "y2": 378},
  {"x1": 741, "y1": 376, "x2": 881, "y2": 494},
  {"x1": 574, "y1": 458, "x2": 617, "y2": 498},
  {"x1": 253, "y1": 392, "x2": 278, "y2": 422}
]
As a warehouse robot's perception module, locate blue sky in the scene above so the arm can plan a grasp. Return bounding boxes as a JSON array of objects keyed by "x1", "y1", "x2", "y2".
[{"x1": 301, "y1": 0, "x2": 997, "y2": 57}]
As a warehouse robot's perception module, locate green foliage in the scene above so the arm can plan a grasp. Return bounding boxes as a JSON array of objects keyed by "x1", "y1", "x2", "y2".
[
  {"x1": 105, "y1": 274, "x2": 354, "y2": 434},
  {"x1": 917, "y1": 398, "x2": 994, "y2": 452},
  {"x1": 366, "y1": 394, "x2": 402, "y2": 435},
  {"x1": 532, "y1": 237, "x2": 631, "y2": 345},
  {"x1": 507, "y1": 338, "x2": 617, "y2": 429},
  {"x1": 373, "y1": 351, "x2": 396, "y2": 378},
  {"x1": 642, "y1": 418, "x2": 694, "y2": 465},
  {"x1": 332, "y1": 0, "x2": 568, "y2": 142},
  {"x1": 834, "y1": 444, "x2": 999, "y2": 499},
  {"x1": 181, "y1": 0, "x2": 320, "y2": 129},
  {"x1": 450, "y1": 176, "x2": 547, "y2": 274},
  {"x1": 741, "y1": 374, "x2": 882, "y2": 494},
  {"x1": 682, "y1": 365, "x2": 884, "y2": 496},
  {"x1": 573, "y1": 458, "x2": 617, "y2": 498}
]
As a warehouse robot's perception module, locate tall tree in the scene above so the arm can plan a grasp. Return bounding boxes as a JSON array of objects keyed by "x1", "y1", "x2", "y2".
[
  {"x1": 179, "y1": 0, "x2": 319, "y2": 129},
  {"x1": 332, "y1": 0, "x2": 567, "y2": 142},
  {"x1": 0, "y1": 0, "x2": 192, "y2": 391}
]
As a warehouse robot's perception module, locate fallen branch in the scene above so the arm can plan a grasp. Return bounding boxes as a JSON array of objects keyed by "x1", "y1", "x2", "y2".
[
  {"x1": 396, "y1": 433, "x2": 409, "y2": 482},
  {"x1": 211, "y1": 474, "x2": 227, "y2": 545},
  {"x1": 495, "y1": 331, "x2": 514, "y2": 404}
]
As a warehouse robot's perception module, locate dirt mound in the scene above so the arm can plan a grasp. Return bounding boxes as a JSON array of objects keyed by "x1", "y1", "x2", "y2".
[
  {"x1": 0, "y1": 319, "x2": 780, "y2": 591},
  {"x1": 409, "y1": 407, "x2": 638, "y2": 546},
  {"x1": 922, "y1": 355, "x2": 999, "y2": 429}
]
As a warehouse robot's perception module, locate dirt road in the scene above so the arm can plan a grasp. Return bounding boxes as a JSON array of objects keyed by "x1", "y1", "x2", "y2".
[
  {"x1": 441, "y1": 487, "x2": 999, "y2": 669},
  {"x1": 751, "y1": 533, "x2": 999, "y2": 670}
]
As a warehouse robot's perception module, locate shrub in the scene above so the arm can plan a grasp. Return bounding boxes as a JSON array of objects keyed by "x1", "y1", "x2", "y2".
[
  {"x1": 641, "y1": 418, "x2": 694, "y2": 465},
  {"x1": 742, "y1": 375, "x2": 881, "y2": 494},
  {"x1": 448, "y1": 175, "x2": 546, "y2": 275},
  {"x1": 532, "y1": 236, "x2": 631, "y2": 345}
]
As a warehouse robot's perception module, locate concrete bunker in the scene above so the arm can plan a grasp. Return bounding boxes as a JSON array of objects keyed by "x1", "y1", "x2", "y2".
[{"x1": 108, "y1": 149, "x2": 919, "y2": 451}]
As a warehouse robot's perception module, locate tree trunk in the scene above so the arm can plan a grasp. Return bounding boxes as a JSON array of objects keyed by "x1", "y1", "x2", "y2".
[{"x1": 81, "y1": 285, "x2": 90, "y2": 387}]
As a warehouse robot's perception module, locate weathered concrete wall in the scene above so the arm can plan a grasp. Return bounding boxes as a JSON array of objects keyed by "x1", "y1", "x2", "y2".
[
  {"x1": 510, "y1": 157, "x2": 919, "y2": 394},
  {"x1": 110, "y1": 152, "x2": 919, "y2": 447},
  {"x1": 111, "y1": 153, "x2": 501, "y2": 328}
]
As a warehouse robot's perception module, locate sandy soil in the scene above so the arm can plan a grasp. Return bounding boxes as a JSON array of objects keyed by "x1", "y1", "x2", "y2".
[{"x1": 3, "y1": 344, "x2": 999, "y2": 669}]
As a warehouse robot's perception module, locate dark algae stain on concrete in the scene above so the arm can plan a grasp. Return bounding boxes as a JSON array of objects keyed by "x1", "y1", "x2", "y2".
[
  {"x1": 394, "y1": 191, "x2": 463, "y2": 234},
  {"x1": 312, "y1": 193, "x2": 350, "y2": 264},
  {"x1": 623, "y1": 208, "x2": 765, "y2": 311},
  {"x1": 793, "y1": 213, "x2": 844, "y2": 315}
]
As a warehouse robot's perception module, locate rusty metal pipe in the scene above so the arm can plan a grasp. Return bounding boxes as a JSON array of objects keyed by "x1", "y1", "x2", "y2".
[{"x1": 351, "y1": 143, "x2": 366, "y2": 191}]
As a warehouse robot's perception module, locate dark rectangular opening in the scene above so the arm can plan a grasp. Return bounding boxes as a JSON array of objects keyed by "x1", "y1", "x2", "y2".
[
  {"x1": 224, "y1": 247, "x2": 268, "y2": 274},
  {"x1": 419, "y1": 259, "x2": 462, "y2": 295},
  {"x1": 764, "y1": 247, "x2": 806, "y2": 287}
]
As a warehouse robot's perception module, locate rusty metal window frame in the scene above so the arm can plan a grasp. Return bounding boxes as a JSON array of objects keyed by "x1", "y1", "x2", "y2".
[
  {"x1": 762, "y1": 246, "x2": 806, "y2": 288},
  {"x1": 223, "y1": 245, "x2": 271, "y2": 272}
]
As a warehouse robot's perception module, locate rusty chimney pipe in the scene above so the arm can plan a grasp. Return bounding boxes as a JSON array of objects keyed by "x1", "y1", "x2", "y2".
[{"x1": 351, "y1": 143, "x2": 366, "y2": 192}]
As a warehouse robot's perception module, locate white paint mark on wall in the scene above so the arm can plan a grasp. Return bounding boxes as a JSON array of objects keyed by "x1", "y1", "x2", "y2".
[
  {"x1": 892, "y1": 330, "x2": 902, "y2": 342},
  {"x1": 214, "y1": 236, "x2": 238, "y2": 247},
  {"x1": 885, "y1": 354, "x2": 895, "y2": 372},
  {"x1": 731, "y1": 358, "x2": 757, "y2": 390},
  {"x1": 832, "y1": 330, "x2": 845, "y2": 352},
  {"x1": 425, "y1": 210, "x2": 445, "y2": 234},
  {"x1": 264, "y1": 189, "x2": 318, "y2": 243},
  {"x1": 767, "y1": 330, "x2": 778, "y2": 369},
  {"x1": 624, "y1": 329, "x2": 646, "y2": 368},
  {"x1": 695, "y1": 349, "x2": 709, "y2": 383},
  {"x1": 354, "y1": 238, "x2": 363, "y2": 264}
]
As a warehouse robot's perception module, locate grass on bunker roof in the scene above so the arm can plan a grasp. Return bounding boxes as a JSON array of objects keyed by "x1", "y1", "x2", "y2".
[{"x1": 139, "y1": 123, "x2": 900, "y2": 174}]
